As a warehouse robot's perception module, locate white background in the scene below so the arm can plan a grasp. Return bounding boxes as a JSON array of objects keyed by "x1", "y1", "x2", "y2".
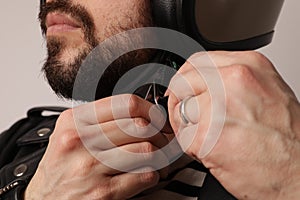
[{"x1": 0, "y1": 1, "x2": 299, "y2": 131}]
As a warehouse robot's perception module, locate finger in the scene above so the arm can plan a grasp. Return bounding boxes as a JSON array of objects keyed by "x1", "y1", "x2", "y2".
[
  {"x1": 166, "y1": 50, "x2": 271, "y2": 98},
  {"x1": 176, "y1": 123, "x2": 208, "y2": 159},
  {"x1": 170, "y1": 93, "x2": 211, "y2": 133},
  {"x1": 174, "y1": 93, "x2": 225, "y2": 159},
  {"x1": 79, "y1": 118, "x2": 170, "y2": 150},
  {"x1": 110, "y1": 167, "x2": 159, "y2": 199},
  {"x1": 164, "y1": 51, "x2": 217, "y2": 97},
  {"x1": 176, "y1": 93, "x2": 211, "y2": 124},
  {"x1": 94, "y1": 142, "x2": 170, "y2": 175},
  {"x1": 178, "y1": 51, "x2": 219, "y2": 74},
  {"x1": 167, "y1": 68, "x2": 210, "y2": 124},
  {"x1": 168, "y1": 64, "x2": 224, "y2": 103},
  {"x1": 73, "y1": 94, "x2": 167, "y2": 131}
]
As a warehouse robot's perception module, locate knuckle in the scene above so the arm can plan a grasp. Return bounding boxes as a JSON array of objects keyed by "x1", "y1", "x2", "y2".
[
  {"x1": 134, "y1": 117, "x2": 149, "y2": 128},
  {"x1": 243, "y1": 51, "x2": 274, "y2": 70},
  {"x1": 56, "y1": 109, "x2": 75, "y2": 126},
  {"x1": 187, "y1": 52, "x2": 207, "y2": 63},
  {"x1": 140, "y1": 142, "x2": 155, "y2": 154},
  {"x1": 128, "y1": 95, "x2": 141, "y2": 116},
  {"x1": 225, "y1": 64, "x2": 254, "y2": 84},
  {"x1": 55, "y1": 130, "x2": 81, "y2": 152},
  {"x1": 190, "y1": 51, "x2": 206, "y2": 58},
  {"x1": 59, "y1": 108, "x2": 74, "y2": 120},
  {"x1": 247, "y1": 51, "x2": 268, "y2": 63},
  {"x1": 139, "y1": 170, "x2": 159, "y2": 185},
  {"x1": 49, "y1": 108, "x2": 83, "y2": 152},
  {"x1": 169, "y1": 73, "x2": 178, "y2": 86},
  {"x1": 169, "y1": 73, "x2": 185, "y2": 92}
]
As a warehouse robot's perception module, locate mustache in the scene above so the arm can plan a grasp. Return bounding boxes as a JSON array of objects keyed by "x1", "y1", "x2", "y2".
[{"x1": 39, "y1": 0, "x2": 98, "y2": 47}]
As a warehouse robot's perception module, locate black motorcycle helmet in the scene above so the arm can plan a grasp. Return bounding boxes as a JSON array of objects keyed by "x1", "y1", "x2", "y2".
[{"x1": 40, "y1": 0, "x2": 284, "y2": 50}]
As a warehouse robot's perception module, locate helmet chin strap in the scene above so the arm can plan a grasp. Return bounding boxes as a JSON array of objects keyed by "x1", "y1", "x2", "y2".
[{"x1": 132, "y1": 50, "x2": 184, "y2": 98}]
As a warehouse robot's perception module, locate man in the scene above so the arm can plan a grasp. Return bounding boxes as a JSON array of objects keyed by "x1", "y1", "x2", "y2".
[{"x1": 1, "y1": 0, "x2": 300, "y2": 200}]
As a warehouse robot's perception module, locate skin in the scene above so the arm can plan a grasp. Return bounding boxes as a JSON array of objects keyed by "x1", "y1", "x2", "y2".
[
  {"x1": 167, "y1": 51, "x2": 300, "y2": 200},
  {"x1": 39, "y1": 0, "x2": 154, "y2": 99},
  {"x1": 25, "y1": 95, "x2": 171, "y2": 199},
  {"x1": 24, "y1": 0, "x2": 300, "y2": 199},
  {"x1": 45, "y1": 0, "x2": 152, "y2": 65},
  {"x1": 26, "y1": 0, "x2": 170, "y2": 199}
]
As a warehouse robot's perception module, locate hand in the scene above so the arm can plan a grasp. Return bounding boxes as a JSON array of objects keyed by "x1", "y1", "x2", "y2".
[
  {"x1": 25, "y1": 94, "x2": 172, "y2": 200},
  {"x1": 167, "y1": 51, "x2": 300, "y2": 200}
]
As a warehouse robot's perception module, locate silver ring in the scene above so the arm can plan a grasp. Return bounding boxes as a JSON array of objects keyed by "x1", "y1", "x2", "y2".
[{"x1": 179, "y1": 96, "x2": 193, "y2": 125}]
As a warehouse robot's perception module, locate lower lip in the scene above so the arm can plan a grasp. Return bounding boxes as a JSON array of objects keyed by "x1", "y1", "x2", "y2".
[{"x1": 47, "y1": 24, "x2": 80, "y2": 34}]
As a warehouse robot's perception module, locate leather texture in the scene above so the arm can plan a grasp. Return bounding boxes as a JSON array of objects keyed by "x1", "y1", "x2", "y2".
[{"x1": 0, "y1": 107, "x2": 66, "y2": 200}]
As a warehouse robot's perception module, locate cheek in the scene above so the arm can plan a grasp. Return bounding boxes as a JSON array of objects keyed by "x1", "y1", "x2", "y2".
[
  {"x1": 89, "y1": 5, "x2": 121, "y2": 41},
  {"x1": 85, "y1": 0, "x2": 152, "y2": 40}
]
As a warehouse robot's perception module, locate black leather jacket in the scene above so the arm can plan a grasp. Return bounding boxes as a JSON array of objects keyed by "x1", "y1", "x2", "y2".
[{"x1": 0, "y1": 107, "x2": 66, "y2": 200}]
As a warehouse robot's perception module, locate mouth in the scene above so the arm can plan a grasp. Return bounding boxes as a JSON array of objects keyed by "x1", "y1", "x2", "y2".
[{"x1": 46, "y1": 12, "x2": 81, "y2": 34}]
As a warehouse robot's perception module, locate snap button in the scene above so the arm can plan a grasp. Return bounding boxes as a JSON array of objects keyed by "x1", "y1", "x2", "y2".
[
  {"x1": 37, "y1": 128, "x2": 51, "y2": 137},
  {"x1": 14, "y1": 164, "x2": 28, "y2": 177}
]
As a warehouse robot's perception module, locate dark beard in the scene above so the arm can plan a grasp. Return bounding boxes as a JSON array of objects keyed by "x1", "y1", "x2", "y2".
[
  {"x1": 39, "y1": 1, "x2": 99, "y2": 100},
  {"x1": 43, "y1": 37, "x2": 155, "y2": 101},
  {"x1": 42, "y1": 37, "x2": 91, "y2": 99},
  {"x1": 39, "y1": 1, "x2": 154, "y2": 101}
]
